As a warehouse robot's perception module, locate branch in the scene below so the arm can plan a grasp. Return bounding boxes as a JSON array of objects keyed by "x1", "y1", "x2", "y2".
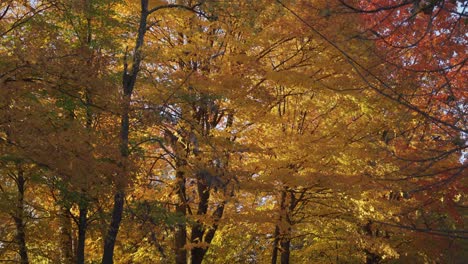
[
  {"x1": 148, "y1": 1, "x2": 214, "y2": 20},
  {"x1": 374, "y1": 220, "x2": 468, "y2": 239},
  {"x1": 274, "y1": 0, "x2": 468, "y2": 134},
  {"x1": 338, "y1": 0, "x2": 414, "y2": 14},
  {"x1": 0, "y1": 4, "x2": 10, "y2": 21}
]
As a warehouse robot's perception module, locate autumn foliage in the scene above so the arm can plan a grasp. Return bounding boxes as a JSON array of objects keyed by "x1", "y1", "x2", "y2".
[{"x1": 0, "y1": 0, "x2": 466, "y2": 263}]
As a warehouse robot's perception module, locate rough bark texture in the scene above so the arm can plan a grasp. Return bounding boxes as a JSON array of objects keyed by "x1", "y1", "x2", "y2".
[
  {"x1": 59, "y1": 207, "x2": 74, "y2": 263},
  {"x1": 190, "y1": 180, "x2": 208, "y2": 260},
  {"x1": 365, "y1": 249, "x2": 382, "y2": 264},
  {"x1": 13, "y1": 166, "x2": 29, "y2": 264},
  {"x1": 280, "y1": 238, "x2": 290, "y2": 264},
  {"x1": 102, "y1": 190, "x2": 125, "y2": 264},
  {"x1": 77, "y1": 205, "x2": 88, "y2": 264},
  {"x1": 101, "y1": 94, "x2": 129, "y2": 263},
  {"x1": 191, "y1": 203, "x2": 225, "y2": 264},
  {"x1": 271, "y1": 225, "x2": 280, "y2": 264},
  {"x1": 101, "y1": 1, "x2": 149, "y2": 263},
  {"x1": 272, "y1": 189, "x2": 293, "y2": 264},
  {"x1": 175, "y1": 170, "x2": 187, "y2": 264},
  {"x1": 190, "y1": 181, "x2": 210, "y2": 264},
  {"x1": 280, "y1": 190, "x2": 293, "y2": 264}
]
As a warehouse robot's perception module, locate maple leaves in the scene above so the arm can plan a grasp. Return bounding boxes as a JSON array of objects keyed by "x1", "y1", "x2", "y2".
[
  {"x1": 337, "y1": 0, "x2": 467, "y2": 261},
  {"x1": 0, "y1": 0, "x2": 466, "y2": 263},
  {"x1": 346, "y1": 0, "x2": 467, "y2": 131}
]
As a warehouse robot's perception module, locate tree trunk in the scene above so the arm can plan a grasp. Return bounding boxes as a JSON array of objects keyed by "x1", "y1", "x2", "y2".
[
  {"x1": 101, "y1": 96, "x2": 129, "y2": 263},
  {"x1": 280, "y1": 238, "x2": 290, "y2": 264},
  {"x1": 13, "y1": 166, "x2": 29, "y2": 264},
  {"x1": 76, "y1": 205, "x2": 88, "y2": 264},
  {"x1": 59, "y1": 207, "x2": 74, "y2": 263},
  {"x1": 365, "y1": 249, "x2": 382, "y2": 264},
  {"x1": 191, "y1": 202, "x2": 225, "y2": 264},
  {"x1": 101, "y1": 93, "x2": 129, "y2": 263},
  {"x1": 102, "y1": 190, "x2": 124, "y2": 264},
  {"x1": 191, "y1": 247, "x2": 204, "y2": 264},
  {"x1": 101, "y1": 1, "x2": 149, "y2": 262},
  {"x1": 281, "y1": 189, "x2": 294, "y2": 264},
  {"x1": 190, "y1": 180, "x2": 210, "y2": 264},
  {"x1": 271, "y1": 225, "x2": 280, "y2": 264},
  {"x1": 272, "y1": 189, "x2": 291, "y2": 264},
  {"x1": 175, "y1": 170, "x2": 187, "y2": 264}
]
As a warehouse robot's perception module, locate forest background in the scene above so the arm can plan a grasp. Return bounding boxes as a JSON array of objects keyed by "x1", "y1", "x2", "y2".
[{"x1": 0, "y1": 0, "x2": 466, "y2": 263}]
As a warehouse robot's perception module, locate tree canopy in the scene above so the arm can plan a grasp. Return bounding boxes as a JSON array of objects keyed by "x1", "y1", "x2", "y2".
[{"x1": 0, "y1": 0, "x2": 466, "y2": 263}]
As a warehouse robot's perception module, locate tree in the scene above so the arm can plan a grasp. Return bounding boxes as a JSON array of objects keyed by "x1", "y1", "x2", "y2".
[{"x1": 1, "y1": 0, "x2": 466, "y2": 263}]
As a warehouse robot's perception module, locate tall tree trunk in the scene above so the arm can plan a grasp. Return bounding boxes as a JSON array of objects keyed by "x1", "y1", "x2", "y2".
[
  {"x1": 102, "y1": 190, "x2": 124, "y2": 264},
  {"x1": 190, "y1": 180, "x2": 210, "y2": 264},
  {"x1": 272, "y1": 189, "x2": 291, "y2": 264},
  {"x1": 76, "y1": 205, "x2": 88, "y2": 264},
  {"x1": 59, "y1": 207, "x2": 74, "y2": 263},
  {"x1": 195, "y1": 202, "x2": 225, "y2": 264},
  {"x1": 280, "y1": 238, "x2": 290, "y2": 264},
  {"x1": 190, "y1": 112, "x2": 232, "y2": 264},
  {"x1": 102, "y1": 96, "x2": 129, "y2": 262},
  {"x1": 280, "y1": 189, "x2": 293, "y2": 264},
  {"x1": 365, "y1": 249, "x2": 382, "y2": 264},
  {"x1": 271, "y1": 225, "x2": 280, "y2": 264},
  {"x1": 190, "y1": 237, "x2": 205, "y2": 262},
  {"x1": 13, "y1": 166, "x2": 29, "y2": 264},
  {"x1": 101, "y1": 1, "x2": 149, "y2": 263},
  {"x1": 175, "y1": 170, "x2": 187, "y2": 264},
  {"x1": 191, "y1": 203, "x2": 225, "y2": 264}
]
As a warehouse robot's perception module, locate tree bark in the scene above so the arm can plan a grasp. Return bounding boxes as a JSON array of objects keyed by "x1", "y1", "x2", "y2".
[
  {"x1": 272, "y1": 189, "x2": 292, "y2": 264},
  {"x1": 102, "y1": 190, "x2": 124, "y2": 264},
  {"x1": 101, "y1": 93, "x2": 130, "y2": 263},
  {"x1": 76, "y1": 205, "x2": 88, "y2": 264},
  {"x1": 280, "y1": 238, "x2": 290, "y2": 264},
  {"x1": 190, "y1": 180, "x2": 210, "y2": 264},
  {"x1": 13, "y1": 166, "x2": 29, "y2": 264},
  {"x1": 101, "y1": 1, "x2": 149, "y2": 263},
  {"x1": 281, "y1": 190, "x2": 294, "y2": 264},
  {"x1": 191, "y1": 202, "x2": 225, "y2": 264},
  {"x1": 175, "y1": 170, "x2": 187, "y2": 264},
  {"x1": 365, "y1": 249, "x2": 382, "y2": 264},
  {"x1": 271, "y1": 225, "x2": 280, "y2": 264},
  {"x1": 59, "y1": 207, "x2": 74, "y2": 263}
]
